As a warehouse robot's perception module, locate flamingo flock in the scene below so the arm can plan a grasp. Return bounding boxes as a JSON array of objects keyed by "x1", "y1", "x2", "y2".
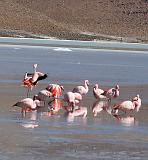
[{"x1": 12, "y1": 64, "x2": 142, "y2": 121}]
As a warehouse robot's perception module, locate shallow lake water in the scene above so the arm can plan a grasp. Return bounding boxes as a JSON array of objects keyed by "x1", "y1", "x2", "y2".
[{"x1": 0, "y1": 45, "x2": 148, "y2": 159}]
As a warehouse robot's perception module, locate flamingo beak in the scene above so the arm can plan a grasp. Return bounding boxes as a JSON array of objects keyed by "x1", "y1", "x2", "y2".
[
  {"x1": 61, "y1": 86, "x2": 64, "y2": 91},
  {"x1": 112, "y1": 108, "x2": 118, "y2": 115}
]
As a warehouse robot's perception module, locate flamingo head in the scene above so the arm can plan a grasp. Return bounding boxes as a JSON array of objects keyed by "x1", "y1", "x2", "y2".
[
  {"x1": 34, "y1": 99, "x2": 40, "y2": 108},
  {"x1": 134, "y1": 94, "x2": 141, "y2": 112},
  {"x1": 132, "y1": 94, "x2": 140, "y2": 102},
  {"x1": 92, "y1": 106, "x2": 98, "y2": 117},
  {"x1": 46, "y1": 84, "x2": 53, "y2": 91},
  {"x1": 33, "y1": 64, "x2": 38, "y2": 69},
  {"x1": 93, "y1": 111, "x2": 98, "y2": 117},
  {"x1": 94, "y1": 84, "x2": 98, "y2": 89},
  {"x1": 85, "y1": 80, "x2": 89, "y2": 86},
  {"x1": 115, "y1": 85, "x2": 119, "y2": 90},
  {"x1": 111, "y1": 108, "x2": 119, "y2": 115},
  {"x1": 33, "y1": 94, "x2": 40, "y2": 101},
  {"x1": 33, "y1": 95, "x2": 39, "y2": 100}
]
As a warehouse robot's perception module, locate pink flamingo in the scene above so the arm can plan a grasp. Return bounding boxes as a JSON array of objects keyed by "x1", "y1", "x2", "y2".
[
  {"x1": 63, "y1": 91, "x2": 82, "y2": 112},
  {"x1": 13, "y1": 98, "x2": 40, "y2": 114},
  {"x1": 33, "y1": 89, "x2": 54, "y2": 107},
  {"x1": 92, "y1": 100, "x2": 111, "y2": 117},
  {"x1": 93, "y1": 84, "x2": 107, "y2": 100},
  {"x1": 103, "y1": 84, "x2": 120, "y2": 101},
  {"x1": 46, "y1": 83, "x2": 64, "y2": 98},
  {"x1": 22, "y1": 64, "x2": 47, "y2": 97},
  {"x1": 112, "y1": 94, "x2": 141, "y2": 115},
  {"x1": 72, "y1": 80, "x2": 89, "y2": 95}
]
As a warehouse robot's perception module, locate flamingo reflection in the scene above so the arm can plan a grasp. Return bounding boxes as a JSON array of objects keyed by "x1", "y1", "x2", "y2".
[
  {"x1": 21, "y1": 110, "x2": 39, "y2": 129},
  {"x1": 49, "y1": 98, "x2": 62, "y2": 114},
  {"x1": 113, "y1": 115, "x2": 138, "y2": 126},
  {"x1": 92, "y1": 100, "x2": 111, "y2": 117},
  {"x1": 63, "y1": 105, "x2": 87, "y2": 122},
  {"x1": 38, "y1": 98, "x2": 62, "y2": 117}
]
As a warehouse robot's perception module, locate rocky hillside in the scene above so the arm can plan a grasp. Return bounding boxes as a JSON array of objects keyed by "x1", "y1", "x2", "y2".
[{"x1": 0, "y1": 0, "x2": 148, "y2": 42}]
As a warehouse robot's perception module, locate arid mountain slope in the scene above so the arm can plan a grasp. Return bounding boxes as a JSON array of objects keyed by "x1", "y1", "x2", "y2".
[{"x1": 0, "y1": 0, "x2": 148, "y2": 41}]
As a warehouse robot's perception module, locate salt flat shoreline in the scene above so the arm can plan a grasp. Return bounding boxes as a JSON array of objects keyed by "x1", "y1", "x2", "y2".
[{"x1": 0, "y1": 37, "x2": 148, "y2": 51}]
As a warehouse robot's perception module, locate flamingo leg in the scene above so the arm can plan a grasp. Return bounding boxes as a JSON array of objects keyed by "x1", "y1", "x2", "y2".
[
  {"x1": 27, "y1": 88, "x2": 30, "y2": 98},
  {"x1": 127, "y1": 109, "x2": 133, "y2": 115},
  {"x1": 119, "y1": 109, "x2": 127, "y2": 116},
  {"x1": 70, "y1": 102, "x2": 75, "y2": 113},
  {"x1": 44, "y1": 101, "x2": 46, "y2": 107},
  {"x1": 21, "y1": 108, "x2": 26, "y2": 118}
]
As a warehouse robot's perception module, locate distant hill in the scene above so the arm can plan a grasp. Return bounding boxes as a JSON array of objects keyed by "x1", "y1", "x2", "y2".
[{"x1": 0, "y1": 0, "x2": 148, "y2": 42}]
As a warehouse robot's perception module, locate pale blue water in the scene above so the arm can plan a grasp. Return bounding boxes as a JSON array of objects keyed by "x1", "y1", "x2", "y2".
[
  {"x1": 0, "y1": 45, "x2": 148, "y2": 85},
  {"x1": 0, "y1": 110, "x2": 148, "y2": 160}
]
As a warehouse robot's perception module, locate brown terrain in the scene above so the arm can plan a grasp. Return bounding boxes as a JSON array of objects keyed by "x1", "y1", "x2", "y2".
[{"x1": 0, "y1": 0, "x2": 148, "y2": 42}]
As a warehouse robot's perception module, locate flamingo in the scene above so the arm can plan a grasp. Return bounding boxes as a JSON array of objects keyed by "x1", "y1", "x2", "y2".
[
  {"x1": 72, "y1": 80, "x2": 89, "y2": 95},
  {"x1": 13, "y1": 98, "x2": 40, "y2": 114},
  {"x1": 33, "y1": 89, "x2": 54, "y2": 107},
  {"x1": 22, "y1": 64, "x2": 47, "y2": 97},
  {"x1": 45, "y1": 83, "x2": 64, "y2": 98},
  {"x1": 92, "y1": 100, "x2": 111, "y2": 117},
  {"x1": 103, "y1": 84, "x2": 120, "y2": 102},
  {"x1": 63, "y1": 91, "x2": 82, "y2": 112},
  {"x1": 112, "y1": 94, "x2": 141, "y2": 115},
  {"x1": 93, "y1": 84, "x2": 107, "y2": 100}
]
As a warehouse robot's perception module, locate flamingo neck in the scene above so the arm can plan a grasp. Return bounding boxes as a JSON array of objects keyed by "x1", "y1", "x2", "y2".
[
  {"x1": 114, "y1": 89, "x2": 119, "y2": 97},
  {"x1": 132, "y1": 100, "x2": 138, "y2": 109},
  {"x1": 133, "y1": 99, "x2": 141, "y2": 111},
  {"x1": 93, "y1": 88, "x2": 98, "y2": 99},
  {"x1": 84, "y1": 81, "x2": 89, "y2": 91}
]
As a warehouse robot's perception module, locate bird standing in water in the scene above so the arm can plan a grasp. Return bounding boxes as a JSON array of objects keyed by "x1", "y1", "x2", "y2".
[
  {"x1": 22, "y1": 64, "x2": 48, "y2": 97},
  {"x1": 93, "y1": 84, "x2": 107, "y2": 100},
  {"x1": 13, "y1": 98, "x2": 40, "y2": 115},
  {"x1": 63, "y1": 91, "x2": 82, "y2": 112},
  {"x1": 103, "y1": 84, "x2": 120, "y2": 102},
  {"x1": 46, "y1": 83, "x2": 64, "y2": 98},
  {"x1": 112, "y1": 94, "x2": 141, "y2": 115},
  {"x1": 72, "y1": 80, "x2": 89, "y2": 95},
  {"x1": 33, "y1": 89, "x2": 54, "y2": 107}
]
